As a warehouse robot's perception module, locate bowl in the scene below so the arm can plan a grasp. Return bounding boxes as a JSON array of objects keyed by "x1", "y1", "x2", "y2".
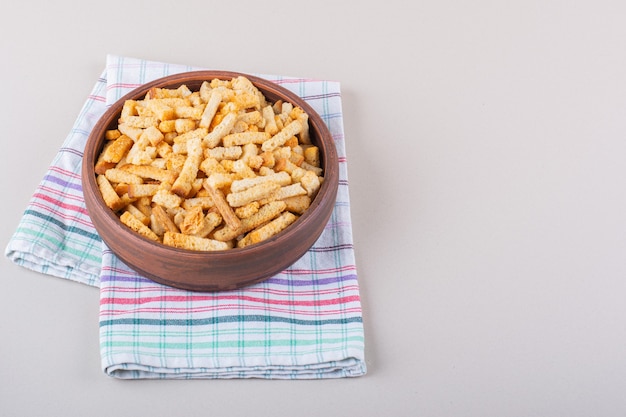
[{"x1": 81, "y1": 71, "x2": 338, "y2": 292}]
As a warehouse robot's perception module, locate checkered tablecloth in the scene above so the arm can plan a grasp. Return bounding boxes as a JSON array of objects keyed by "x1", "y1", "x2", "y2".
[{"x1": 5, "y1": 55, "x2": 366, "y2": 379}]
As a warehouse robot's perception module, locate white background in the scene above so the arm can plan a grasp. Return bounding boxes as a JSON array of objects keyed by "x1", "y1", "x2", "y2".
[{"x1": 2, "y1": 0, "x2": 626, "y2": 416}]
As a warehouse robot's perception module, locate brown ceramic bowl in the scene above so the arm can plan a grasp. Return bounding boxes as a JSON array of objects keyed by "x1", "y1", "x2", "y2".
[{"x1": 82, "y1": 71, "x2": 338, "y2": 292}]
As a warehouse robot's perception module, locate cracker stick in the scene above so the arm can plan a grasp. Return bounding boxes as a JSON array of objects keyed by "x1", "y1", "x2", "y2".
[
  {"x1": 120, "y1": 211, "x2": 160, "y2": 242},
  {"x1": 259, "y1": 183, "x2": 307, "y2": 204},
  {"x1": 300, "y1": 161, "x2": 323, "y2": 176},
  {"x1": 104, "y1": 168, "x2": 143, "y2": 185},
  {"x1": 203, "y1": 112, "x2": 237, "y2": 148},
  {"x1": 232, "y1": 92, "x2": 261, "y2": 110},
  {"x1": 261, "y1": 105, "x2": 278, "y2": 136},
  {"x1": 279, "y1": 102, "x2": 293, "y2": 123},
  {"x1": 199, "y1": 81, "x2": 212, "y2": 102},
  {"x1": 206, "y1": 172, "x2": 235, "y2": 189},
  {"x1": 212, "y1": 200, "x2": 286, "y2": 242},
  {"x1": 205, "y1": 211, "x2": 223, "y2": 231},
  {"x1": 119, "y1": 100, "x2": 138, "y2": 122},
  {"x1": 226, "y1": 181, "x2": 280, "y2": 207},
  {"x1": 150, "y1": 214, "x2": 165, "y2": 237},
  {"x1": 96, "y1": 175, "x2": 125, "y2": 211},
  {"x1": 163, "y1": 232, "x2": 232, "y2": 251},
  {"x1": 289, "y1": 107, "x2": 310, "y2": 144},
  {"x1": 202, "y1": 181, "x2": 242, "y2": 231},
  {"x1": 120, "y1": 164, "x2": 177, "y2": 184},
  {"x1": 95, "y1": 143, "x2": 117, "y2": 174},
  {"x1": 261, "y1": 120, "x2": 302, "y2": 152},
  {"x1": 237, "y1": 212, "x2": 298, "y2": 248},
  {"x1": 122, "y1": 115, "x2": 159, "y2": 129},
  {"x1": 234, "y1": 201, "x2": 260, "y2": 219},
  {"x1": 152, "y1": 189, "x2": 183, "y2": 210},
  {"x1": 127, "y1": 184, "x2": 160, "y2": 198},
  {"x1": 175, "y1": 118, "x2": 196, "y2": 134},
  {"x1": 101, "y1": 135, "x2": 134, "y2": 163},
  {"x1": 222, "y1": 131, "x2": 270, "y2": 147},
  {"x1": 105, "y1": 129, "x2": 121, "y2": 140},
  {"x1": 181, "y1": 196, "x2": 215, "y2": 211},
  {"x1": 283, "y1": 195, "x2": 311, "y2": 214},
  {"x1": 230, "y1": 171, "x2": 291, "y2": 192},
  {"x1": 237, "y1": 110, "x2": 263, "y2": 126},
  {"x1": 117, "y1": 123, "x2": 143, "y2": 141},
  {"x1": 199, "y1": 89, "x2": 222, "y2": 128},
  {"x1": 204, "y1": 146, "x2": 242, "y2": 161},
  {"x1": 174, "y1": 105, "x2": 204, "y2": 120},
  {"x1": 171, "y1": 137, "x2": 203, "y2": 197}
]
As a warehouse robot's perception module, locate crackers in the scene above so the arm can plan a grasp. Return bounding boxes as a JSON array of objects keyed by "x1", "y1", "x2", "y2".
[{"x1": 94, "y1": 76, "x2": 323, "y2": 251}]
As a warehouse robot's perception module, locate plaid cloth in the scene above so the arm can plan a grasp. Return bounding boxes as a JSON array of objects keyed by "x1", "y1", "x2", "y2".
[{"x1": 5, "y1": 55, "x2": 366, "y2": 379}]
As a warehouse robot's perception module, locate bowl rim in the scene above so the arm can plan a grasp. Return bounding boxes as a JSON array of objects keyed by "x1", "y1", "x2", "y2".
[{"x1": 81, "y1": 70, "x2": 339, "y2": 285}]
